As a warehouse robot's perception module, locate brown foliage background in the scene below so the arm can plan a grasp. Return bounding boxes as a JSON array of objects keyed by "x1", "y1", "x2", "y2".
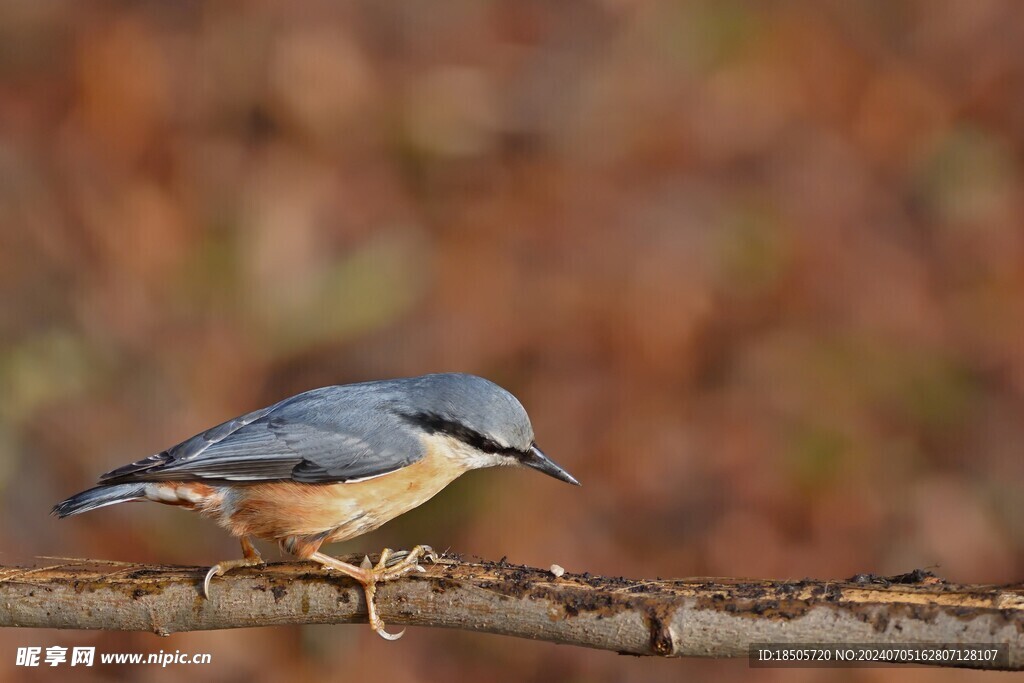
[{"x1": 2, "y1": 1, "x2": 1023, "y2": 681}]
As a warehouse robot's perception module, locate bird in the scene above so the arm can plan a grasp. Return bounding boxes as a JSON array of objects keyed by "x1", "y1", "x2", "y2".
[{"x1": 52, "y1": 372, "x2": 579, "y2": 639}]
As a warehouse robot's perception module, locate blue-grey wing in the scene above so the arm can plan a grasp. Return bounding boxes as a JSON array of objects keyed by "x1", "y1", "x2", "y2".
[{"x1": 98, "y1": 387, "x2": 424, "y2": 484}]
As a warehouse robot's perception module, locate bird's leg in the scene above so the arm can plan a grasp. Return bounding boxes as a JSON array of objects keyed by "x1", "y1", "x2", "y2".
[
  {"x1": 202, "y1": 536, "x2": 265, "y2": 598},
  {"x1": 309, "y1": 545, "x2": 436, "y2": 641}
]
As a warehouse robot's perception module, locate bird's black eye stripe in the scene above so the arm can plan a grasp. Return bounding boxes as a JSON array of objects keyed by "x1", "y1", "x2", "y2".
[{"x1": 401, "y1": 411, "x2": 522, "y2": 457}]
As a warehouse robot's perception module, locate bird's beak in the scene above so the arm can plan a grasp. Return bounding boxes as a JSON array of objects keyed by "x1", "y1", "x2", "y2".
[{"x1": 522, "y1": 444, "x2": 580, "y2": 486}]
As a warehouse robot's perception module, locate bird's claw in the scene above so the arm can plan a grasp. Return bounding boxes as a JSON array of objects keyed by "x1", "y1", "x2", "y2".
[
  {"x1": 374, "y1": 618, "x2": 406, "y2": 641},
  {"x1": 201, "y1": 556, "x2": 265, "y2": 598},
  {"x1": 361, "y1": 545, "x2": 435, "y2": 640},
  {"x1": 202, "y1": 565, "x2": 218, "y2": 599}
]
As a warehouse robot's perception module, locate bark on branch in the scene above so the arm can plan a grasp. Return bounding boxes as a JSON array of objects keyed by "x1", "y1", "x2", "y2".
[{"x1": 0, "y1": 557, "x2": 1020, "y2": 670}]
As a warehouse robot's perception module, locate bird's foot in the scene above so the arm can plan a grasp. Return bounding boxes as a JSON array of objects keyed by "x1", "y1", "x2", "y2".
[
  {"x1": 202, "y1": 537, "x2": 264, "y2": 598},
  {"x1": 312, "y1": 545, "x2": 436, "y2": 640},
  {"x1": 355, "y1": 545, "x2": 437, "y2": 640},
  {"x1": 368, "y1": 544, "x2": 438, "y2": 579},
  {"x1": 202, "y1": 554, "x2": 266, "y2": 598}
]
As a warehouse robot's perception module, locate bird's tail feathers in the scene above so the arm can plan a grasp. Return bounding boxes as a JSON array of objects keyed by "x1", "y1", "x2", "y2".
[{"x1": 51, "y1": 483, "x2": 147, "y2": 518}]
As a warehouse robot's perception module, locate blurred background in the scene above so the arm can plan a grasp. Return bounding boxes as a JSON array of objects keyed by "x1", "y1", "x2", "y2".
[{"x1": 1, "y1": 0, "x2": 1023, "y2": 681}]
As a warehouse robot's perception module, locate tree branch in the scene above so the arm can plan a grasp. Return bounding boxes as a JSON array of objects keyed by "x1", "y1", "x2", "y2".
[{"x1": 1, "y1": 557, "x2": 1020, "y2": 669}]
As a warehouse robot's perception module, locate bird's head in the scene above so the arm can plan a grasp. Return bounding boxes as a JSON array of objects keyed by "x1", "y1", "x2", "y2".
[{"x1": 395, "y1": 373, "x2": 579, "y2": 485}]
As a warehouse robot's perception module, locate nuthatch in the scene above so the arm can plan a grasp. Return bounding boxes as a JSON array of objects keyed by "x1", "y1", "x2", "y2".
[{"x1": 53, "y1": 373, "x2": 579, "y2": 639}]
